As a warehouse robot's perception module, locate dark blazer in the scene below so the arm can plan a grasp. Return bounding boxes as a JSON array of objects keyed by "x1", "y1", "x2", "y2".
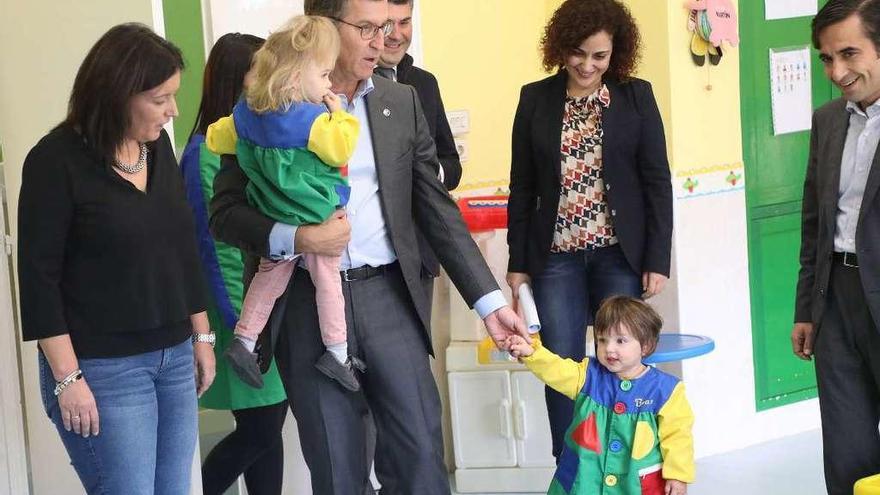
[
  {"x1": 209, "y1": 76, "x2": 498, "y2": 358},
  {"x1": 507, "y1": 71, "x2": 673, "y2": 278},
  {"x1": 795, "y1": 98, "x2": 880, "y2": 329},
  {"x1": 396, "y1": 53, "x2": 462, "y2": 190}
]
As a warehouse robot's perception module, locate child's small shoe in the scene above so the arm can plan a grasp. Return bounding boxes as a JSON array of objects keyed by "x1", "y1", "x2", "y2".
[
  {"x1": 225, "y1": 338, "x2": 265, "y2": 389},
  {"x1": 315, "y1": 351, "x2": 361, "y2": 392}
]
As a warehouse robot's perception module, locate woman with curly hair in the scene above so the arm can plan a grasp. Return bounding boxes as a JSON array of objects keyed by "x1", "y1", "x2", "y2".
[{"x1": 506, "y1": 0, "x2": 673, "y2": 465}]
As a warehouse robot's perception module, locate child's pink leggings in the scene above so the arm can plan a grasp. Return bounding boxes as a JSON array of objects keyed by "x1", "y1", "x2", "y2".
[{"x1": 235, "y1": 254, "x2": 346, "y2": 346}]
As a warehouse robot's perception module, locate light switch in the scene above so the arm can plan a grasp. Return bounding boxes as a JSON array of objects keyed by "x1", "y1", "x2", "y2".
[{"x1": 446, "y1": 110, "x2": 470, "y2": 136}]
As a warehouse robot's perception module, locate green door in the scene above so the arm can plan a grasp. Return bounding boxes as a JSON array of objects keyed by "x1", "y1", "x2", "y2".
[
  {"x1": 739, "y1": 0, "x2": 835, "y2": 410},
  {"x1": 162, "y1": 0, "x2": 206, "y2": 152}
]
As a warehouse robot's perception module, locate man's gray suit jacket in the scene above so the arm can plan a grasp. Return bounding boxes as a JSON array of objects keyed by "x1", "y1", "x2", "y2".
[{"x1": 796, "y1": 97, "x2": 880, "y2": 330}]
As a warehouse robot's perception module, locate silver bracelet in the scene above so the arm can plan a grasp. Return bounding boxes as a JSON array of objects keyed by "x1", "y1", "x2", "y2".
[{"x1": 53, "y1": 369, "x2": 83, "y2": 397}]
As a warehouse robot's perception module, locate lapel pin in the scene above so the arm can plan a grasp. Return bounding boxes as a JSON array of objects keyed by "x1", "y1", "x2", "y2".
[{"x1": 383, "y1": 108, "x2": 391, "y2": 117}]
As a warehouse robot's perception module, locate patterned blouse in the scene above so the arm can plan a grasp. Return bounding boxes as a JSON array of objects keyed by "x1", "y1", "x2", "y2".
[{"x1": 551, "y1": 84, "x2": 617, "y2": 253}]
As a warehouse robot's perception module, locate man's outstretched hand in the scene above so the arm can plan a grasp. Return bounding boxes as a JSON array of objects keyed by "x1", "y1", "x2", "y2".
[{"x1": 483, "y1": 305, "x2": 530, "y2": 349}]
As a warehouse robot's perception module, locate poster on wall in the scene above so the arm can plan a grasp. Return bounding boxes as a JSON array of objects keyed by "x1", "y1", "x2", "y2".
[
  {"x1": 769, "y1": 46, "x2": 812, "y2": 135},
  {"x1": 765, "y1": 0, "x2": 817, "y2": 20}
]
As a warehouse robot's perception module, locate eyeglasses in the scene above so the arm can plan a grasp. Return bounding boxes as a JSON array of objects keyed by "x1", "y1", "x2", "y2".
[{"x1": 331, "y1": 17, "x2": 393, "y2": 40}]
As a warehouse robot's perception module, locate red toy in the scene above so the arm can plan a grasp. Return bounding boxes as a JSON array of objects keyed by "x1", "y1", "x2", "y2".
[{"x1": 456, "y1": 195, "x2": 508, "y2": 232}]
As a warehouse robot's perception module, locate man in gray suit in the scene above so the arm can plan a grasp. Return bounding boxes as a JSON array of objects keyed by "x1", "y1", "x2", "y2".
[
  {"x1": 794, "y1": 1, "x2": 880, "y2": 492},
  {"x1": 210, "y1": 0, "x2": 526, "y2": 493}
]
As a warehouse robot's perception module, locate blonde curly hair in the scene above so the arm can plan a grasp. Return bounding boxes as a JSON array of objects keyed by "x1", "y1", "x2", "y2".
[{"x1": 246, "y1": 15, "x2": 340, "y2": 113}]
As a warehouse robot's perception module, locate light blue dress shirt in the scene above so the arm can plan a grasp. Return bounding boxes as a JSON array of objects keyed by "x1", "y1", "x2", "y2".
[
  {"x1": 268, "y1": 78, "x2": 505, "y2": 318},
  {"x1": 835, "y1": 100, "x2": 880, "y2": 253}
]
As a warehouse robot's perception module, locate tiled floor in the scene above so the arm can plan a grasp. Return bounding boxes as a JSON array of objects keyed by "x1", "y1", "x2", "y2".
[
  {"x1": 202, "y1": 408, "x2": 827, "y2": 495},
  {"x1": 450, "y1": 483, "x2": 533, "y2": 495},
  {"x1": 450, "y1": 429, "x2": 826, "y2": 495},
  {"x1": 689, "y1": 429, "x2": 825, "y2": 495}
]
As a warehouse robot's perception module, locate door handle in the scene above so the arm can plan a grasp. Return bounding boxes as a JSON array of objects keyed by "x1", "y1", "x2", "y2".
[
  {"x1": 513, "y1": 400, "x2": 527, "y2": 439},
  {"x1": 499, "y1": 399, "x2": 512, "y2": 438}
]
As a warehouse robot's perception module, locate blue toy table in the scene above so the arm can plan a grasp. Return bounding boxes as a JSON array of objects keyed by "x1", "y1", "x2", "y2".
[{"x1": 643, "y1": 334, "x2": 715, "y2": 364}]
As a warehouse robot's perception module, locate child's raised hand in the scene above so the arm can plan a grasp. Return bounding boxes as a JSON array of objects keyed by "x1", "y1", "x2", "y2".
[
  {"x1": 665, "y1": 479, "x2": 687, "y2": 495},
  {"x1": 323, "y1": 93, "x2": 342, "y2": 113},
  {"x1": 507, "y1": 334, "x2": 534, "y2": 358}
]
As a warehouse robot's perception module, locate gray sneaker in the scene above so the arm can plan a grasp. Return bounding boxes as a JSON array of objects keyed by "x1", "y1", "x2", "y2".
[
  {"x1": 315, "y1": 350, "x2": 361, "y2": 391},
  {"x1": 224, "y1": 338, "x2": 264, "y2": 389}
]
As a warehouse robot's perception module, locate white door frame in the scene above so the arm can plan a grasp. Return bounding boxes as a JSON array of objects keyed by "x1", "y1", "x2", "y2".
[{"x1": 0, "y1": 160, "x2": 30, "y2": 495}]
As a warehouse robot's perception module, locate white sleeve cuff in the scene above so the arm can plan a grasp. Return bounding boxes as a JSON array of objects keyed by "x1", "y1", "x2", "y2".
[
  {"x1": 473, "y1": 290, "x2": 507, "y2": 319},
  {"x1": 268, "y1": 222, "x2": 298, "y2": 260}
]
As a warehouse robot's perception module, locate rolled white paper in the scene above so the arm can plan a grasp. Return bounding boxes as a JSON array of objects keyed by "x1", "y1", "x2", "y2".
[{"x1": 518, "y1": 283, "x2": 541, "y2": 334}]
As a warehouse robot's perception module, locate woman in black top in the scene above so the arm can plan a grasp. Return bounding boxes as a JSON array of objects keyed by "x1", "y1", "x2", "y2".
[
  {"x1": 17, "y1": 23, "x2": 214, "y2": 494},
  {"x1": 506, "y1": 0, "x2": 672, "y2": 460}
]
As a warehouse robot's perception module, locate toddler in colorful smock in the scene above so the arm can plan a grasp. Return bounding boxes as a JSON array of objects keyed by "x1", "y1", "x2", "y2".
[
  {"x1": 508, "y1": 296, "x2": 695, "y2": 495},
  {"x1": 207, "y1": 15, "x2": 361, "y2": 391}
]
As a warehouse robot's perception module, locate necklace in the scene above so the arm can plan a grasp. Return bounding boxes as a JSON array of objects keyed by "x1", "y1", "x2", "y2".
[{"x1": 114, "y1": 143, "x2": 148, "y2": 174}]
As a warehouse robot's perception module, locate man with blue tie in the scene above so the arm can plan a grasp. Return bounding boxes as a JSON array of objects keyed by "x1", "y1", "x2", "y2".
[{"x1": 210, "y1": 1, "x2": 527, "y2": 493}]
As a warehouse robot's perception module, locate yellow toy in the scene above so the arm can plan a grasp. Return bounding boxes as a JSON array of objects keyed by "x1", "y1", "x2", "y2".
[{"x1": 855, "y1": 473, "x2": 880, "y2": 495}]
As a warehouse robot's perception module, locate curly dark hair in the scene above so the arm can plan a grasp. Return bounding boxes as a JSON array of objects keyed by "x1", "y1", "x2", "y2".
[{"x1": 541, "y1": 0, "x2": 641, "y2": 81}]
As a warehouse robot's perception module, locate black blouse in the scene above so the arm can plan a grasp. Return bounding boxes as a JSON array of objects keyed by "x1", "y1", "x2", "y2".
[{"x1": 18, "y1": 126, "x2": 207, "y2": 358}]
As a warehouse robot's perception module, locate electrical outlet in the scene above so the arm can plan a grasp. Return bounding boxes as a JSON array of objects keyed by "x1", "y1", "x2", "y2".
[{"x1": 454, "y1": 138, "x2": 469, "y2": 163}]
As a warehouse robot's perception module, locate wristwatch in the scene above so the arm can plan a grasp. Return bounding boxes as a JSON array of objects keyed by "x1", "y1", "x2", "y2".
[{"x1": 192, "y1": 331, "x2": 216, "y2": 348}]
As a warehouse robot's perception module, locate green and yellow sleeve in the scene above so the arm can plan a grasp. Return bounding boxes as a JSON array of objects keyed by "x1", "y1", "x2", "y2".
[
  {"x1": 307, "y1": 110, "x2": 359, "y2": 167},
  {"x1": 657, "y1": 382, "x2": 695, "y2": 483},
  {"x1": 205, "y1": 116, "x2": 238, "y2": 155}
]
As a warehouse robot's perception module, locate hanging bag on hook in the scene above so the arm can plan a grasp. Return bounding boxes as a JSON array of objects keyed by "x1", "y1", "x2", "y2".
[
  {"x1": 686, "y1": 0, "x2": 739, "y2": 66},
  {"x1": 687, "y1": 0, "x2": 739, "y2": 48}
]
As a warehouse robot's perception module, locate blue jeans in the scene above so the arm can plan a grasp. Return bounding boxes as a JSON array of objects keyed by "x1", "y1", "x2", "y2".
[
  {"x1": 39, "y1": 338, "x2": 198, "y2": 495},
  {"x1": 531, "y1": 244, "x2": 641, "y2": 459}
]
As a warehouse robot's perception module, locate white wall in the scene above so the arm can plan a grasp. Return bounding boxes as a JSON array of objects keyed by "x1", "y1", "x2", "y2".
[
  {"x1": 673, "y1": 188, "x2": 820, "y2": 459},
  {"x1": 205, "y1": 0, "x2": 303, "y2": 46}
]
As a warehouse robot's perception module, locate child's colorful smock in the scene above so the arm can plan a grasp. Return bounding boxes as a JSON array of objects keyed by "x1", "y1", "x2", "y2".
[
  {"x1": 207, "y1": 100, "x2": 358, "y2": 225},
  {"x1": 522, "y1": 341, "x2": 695, "y2": 495},
  {"x1": 179, "y1": 134, "x2": 287, "y2": 409}
]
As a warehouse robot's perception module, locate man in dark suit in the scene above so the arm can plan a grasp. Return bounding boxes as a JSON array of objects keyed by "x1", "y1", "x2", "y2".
[
  {"x1": 374, "y1": 0, "x2": 461, "y2": 190},
  {"x1": 210, "y1": 1, "x2": 526, "y2": 494},
  {"x1": 373, "y1": 0, "x2": 462, "y2": 311},
  {"x1": 793, "y1": 2, "x2": 880, "y2": 493}
]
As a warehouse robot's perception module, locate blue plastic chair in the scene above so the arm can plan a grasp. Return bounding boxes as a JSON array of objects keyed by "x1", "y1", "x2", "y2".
[{"x1": 643, "y1": 334, "x2": 715, "y2": 365}]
